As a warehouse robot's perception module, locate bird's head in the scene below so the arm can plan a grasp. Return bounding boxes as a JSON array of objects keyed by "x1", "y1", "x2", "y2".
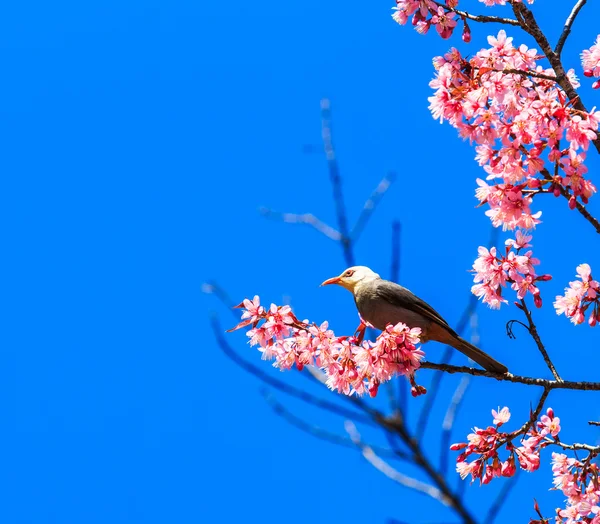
[{"x1": 321, "y1": 266, "x2": 380, "y2": 293}]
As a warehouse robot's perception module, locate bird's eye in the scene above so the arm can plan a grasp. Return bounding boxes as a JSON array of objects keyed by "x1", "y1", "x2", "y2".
[{"x1": 345, "y1": 270, "x2": 355, "y2": 277}]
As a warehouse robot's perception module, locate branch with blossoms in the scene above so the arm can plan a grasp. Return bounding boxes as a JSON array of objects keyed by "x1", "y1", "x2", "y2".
[{"x1": 387, "y1": 1, "x2": 600, "y2": 520}]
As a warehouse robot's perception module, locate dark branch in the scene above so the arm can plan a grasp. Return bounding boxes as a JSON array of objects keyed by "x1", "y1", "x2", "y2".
[
  {"x1": 351, "y1": 172, "x2": 397, "y2": 242},
  {"x1": 211, "y1": 316, "x2": 377, "y2": 426},
  {"x1": 432, "y1": 1, "x2": 519, "y2": 26},
  {"x1": 420, "y1": 362, "x2": 600, "y2": 391},
  {"x1": 440, "y1": 374, "x2": 471, "y2": 476},
  {"x1": 555, "y1": 0, "x2": 587, "y2": 57},
  {"x1": 519, "y1": 299, "x2": 562, "y2": 382},
  {"x1": 321, "y1": 99, "x2": 354, "y2": 266},
  {"x1": 258, "y1": 208, "x2": 341, "y2": 241},
  {"x1": 262, "y1": 390, "x2": 407, "y2": 460}
]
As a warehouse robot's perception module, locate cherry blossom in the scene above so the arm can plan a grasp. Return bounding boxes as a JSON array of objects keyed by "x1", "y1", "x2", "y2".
[
  {"x1": 453, "y1": 407, "x2": 559, "y2": 485},
  {"x1": 471, "y1": 231, "x2": 550, "y2": 308},
  {"x1": 229, "y1": 298, "x2": 425, "y2": 397},
  {"x1": 428, "y1": 32, "x2": 598, "y2": 229},
  {"x1": 554, "y1": 264, "x2": 600, "y2": 325},
  {"x1": 582, "y1": 35, "x2": 600, "y2": 89}
]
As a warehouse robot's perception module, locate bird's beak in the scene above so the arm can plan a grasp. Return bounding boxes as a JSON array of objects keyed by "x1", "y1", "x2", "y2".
[{"x1": 321, "y1": 276, "x2": 342, "y2": 287}]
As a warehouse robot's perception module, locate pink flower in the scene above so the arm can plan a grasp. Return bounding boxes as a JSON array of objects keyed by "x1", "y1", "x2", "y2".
[
  {"x1": 492, "y1": 406, "x2": 511, "y2": 425},
  {"x1": 538, "y1": 408, "x2": 561, "y2": 437},
  {"x1": 582, "y1": 35, "x2": 600, "y2": 81},
  {"x1": 555, "y1": 263, "x2": 600, "y2": 325},
  {"x1": 230, "y1": 298, "x2": 426, "y2": 397}
]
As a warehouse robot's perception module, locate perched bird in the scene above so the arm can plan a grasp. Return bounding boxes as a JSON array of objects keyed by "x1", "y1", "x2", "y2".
[{"x1": 321, "y1": 266, "x2": 508, "y2": 374}]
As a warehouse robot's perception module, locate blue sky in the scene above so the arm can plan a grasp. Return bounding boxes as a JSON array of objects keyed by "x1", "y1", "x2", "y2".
[{"x1": 1, "y1": 1, "x2": 600, "y2": 523}]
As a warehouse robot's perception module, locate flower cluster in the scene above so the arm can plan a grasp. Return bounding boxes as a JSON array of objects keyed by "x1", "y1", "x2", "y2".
[
  {"x1": 453, "y1": 406, "x2": 560, "y2": 484},
  {"x1": 392, "y1": 1, "x2": 461, "y2": 41},
  {"x1": 471, "y1": 231, "x2": 551, "y2": 309},
  {"x1": 554, "y1": 264, "x2": 600, "y2": 326},
  {"x1": 228, "y1": 296, "x2": 426, "y2": 397},
  {"x1": 552, "y1": 452, "x2": 600, "y2": 523},
  {"x1": 429, "y1": 31, "x2": 598, "y2": 230},
  {"x1": 581, "y1": 35, "x2": 600, "y2": 89}
]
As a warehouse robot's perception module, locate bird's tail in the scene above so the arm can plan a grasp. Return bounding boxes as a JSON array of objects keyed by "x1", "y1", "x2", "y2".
[{"x1": 451, "y1": 336, "x2": 508, "y2": 374}]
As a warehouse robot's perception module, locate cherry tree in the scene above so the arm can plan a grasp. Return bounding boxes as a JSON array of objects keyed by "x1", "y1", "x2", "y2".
[{"x1": 212, "y1": 2, "x2": 600, "y2": 522}]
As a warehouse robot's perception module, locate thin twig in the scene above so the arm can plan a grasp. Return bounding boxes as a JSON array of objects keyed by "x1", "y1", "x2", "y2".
[
  {"x1": 555, "y1": 0, "x2": 587, "y2": 57},
  {"x1": 420, "y1": 362, "x2": 600, "y2": 391},
  {"x1": 519, "y1": 299, "x2": 562, "y2": 382},
  {"x1": 511, "y1": 387, "x2": 551, "y2": 438},
  {"x1": 345, "y1": 422, "x2": 451, "y2": 506},
  {"x1": 440, "y1": 375, "x2": 471, "y2": 476},
  {"x1": 351, "y1": 172, "x2": 397, "y2": 242},
  {"x1": 258, "y1": 208, "x2": 341, "y2": 241},
  {"x1": 416, "y1": 227, "x2": 498, "y2": 441},
  {"x1": 202, "y1": 281, "x2": 237, "y2": 312},
  {"x1": 589, "y1": 421, "x2": 600, "y2": 427},
  {"x1": 539, "y1": 169, "x2": 600, "y2": 235},
  {"x1": 415, "y1": 296, "x2": 479, "y2": 441},
  {"x1": 261, "y1": 390, "x2": 408, "y2": 460},
  {"x1": 432, "y1": 1, "x2": 519, "y2": 26},
  {"x1": 321, "y1": 99, "x2": 354, "y2": 266}
]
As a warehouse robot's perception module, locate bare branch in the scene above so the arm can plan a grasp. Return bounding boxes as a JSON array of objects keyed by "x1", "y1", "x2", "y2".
[
  {"x1": 440, "y1": 374, "x2": 471, "y2": 476},
  {"x1": 202, "y1": 280, "x2": 238, "y2": 313},
  {"x1": 555, "y1": 0, "x2": 587, "y2": 57},
  {"x1": 345, "y1": 421, "x2": 451, "y2": 506},
  {"x1": 511, "y1": 387, "x2": 551, "y2": 438},
  {"x1": 589, "y1": 421, "x2": 600, "y2": 427},
  {"x1": 261, "y1": 390, "x2": 408, "y2": 460},
  {"x1": 420, "y1": 362, "x2": 600, "y2": 391},
  {"x1": 519, "y1": 299, "x2": 562, "y2": 382},
  {"x1": 351, "y1": 172, "x2": 397, "y2": 242},
  {"x1": 390, "y1": 221, "x2": 401, "y2": 284},
  {"x1": 258, "y1": 207, "x2": 341, "y2": 241},
  {"x1": 321, "y1": 99, "x2": 354, "y2": 266}
]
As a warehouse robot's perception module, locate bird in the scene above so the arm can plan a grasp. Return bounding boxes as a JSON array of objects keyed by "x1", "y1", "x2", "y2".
[{"x1": 321, "y1": 265, "x2": 508, "y2": 374}]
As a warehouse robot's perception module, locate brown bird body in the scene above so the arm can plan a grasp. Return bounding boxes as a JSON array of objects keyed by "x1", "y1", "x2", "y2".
[{"x1": 321, "y1": 266, "x2": 508, "y2": 374}]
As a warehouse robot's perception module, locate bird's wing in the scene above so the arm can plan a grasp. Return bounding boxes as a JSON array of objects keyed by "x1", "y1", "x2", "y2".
[{"x1": 374, "y1": 280, "x2": 457, "y2": 335}]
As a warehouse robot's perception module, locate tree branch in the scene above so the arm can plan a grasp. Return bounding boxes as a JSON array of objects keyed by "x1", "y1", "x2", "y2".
[
  {"x1": 432, "y1": 1, "x2": 520, "y2": 26},
  {"x1": 351, "y1": 172, "x2": 397, "y2": 242},
  {"x1": 555, "y1": 0, "x2": 587, "y2": 57},
  {"x1": 258, "y1": 207, "x2": 342, "y2": 241},
  {"x1": 261, "y1": 390, "x2": 408, "y2": 460},
  {"x1": 518, "y1": 298, "x2": 562, "y2": 382},
  {"x1": 321, "y1": 98, "x2": 354, "y2": 266},
  {"x1": 211, "y1": 316, "x2": 377, "y2": 426},
  {"x1": 420, "y1": 362, "x2": 600, "y2": 391},
  {"x1": 345, "y1": 421, "x2": 451, "y2": 505},
  {"x1": 511, "y1": 2, "x2": 600, "y2": 154}
]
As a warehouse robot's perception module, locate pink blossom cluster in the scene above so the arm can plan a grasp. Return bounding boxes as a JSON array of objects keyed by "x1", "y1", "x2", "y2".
[
  {"x1": 429, "y1": 31, "x2": 599, "y2": 229},
  {"x1": 228, "y1": 296, "x2": 426, "y2": 397},
  {"x1": 392, "y1": 1, "x2": 461, "y2": 41},
  {"x1": 471, "y1": 231, "x2": 551, "y2": 309},
  {"x1": 582, "y1": 35, "x2": 600, "y2": 89},
  {"x1": 479, "y1": 0, "x2": 533, "y2": 5},
  {"x1": 554, "y1": 264, "x2": 600, "y2": 326},
  {"x1": 452, "y1": 406, "x2": 560, "y2": 484},
  {"x1": 552, "y1": 453, "x2": 600, "y2": 523}
]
